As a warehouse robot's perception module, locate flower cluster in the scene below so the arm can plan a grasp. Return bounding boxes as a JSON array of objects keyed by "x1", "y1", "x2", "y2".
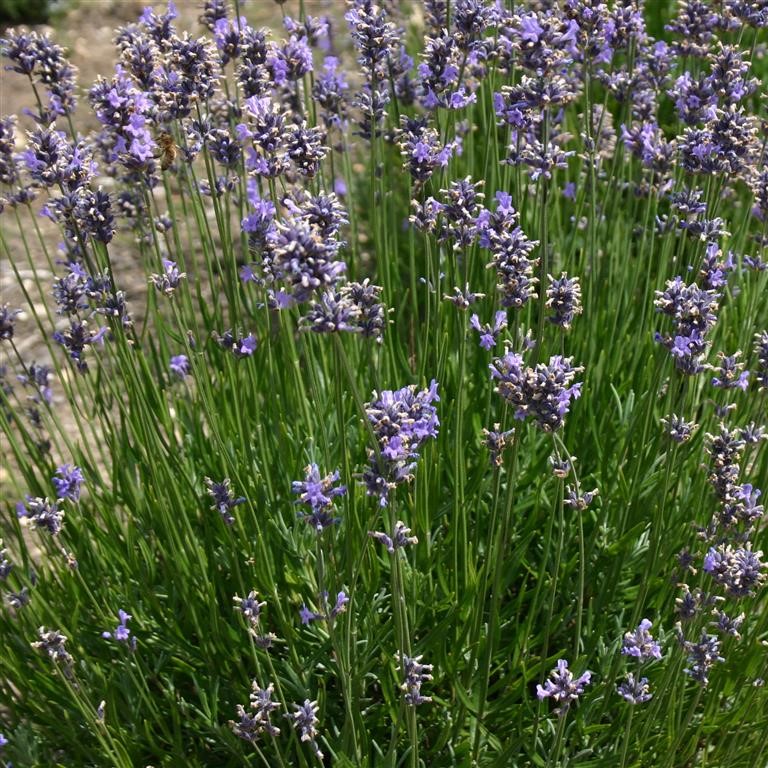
[
  {"x1": 368, "y1": 521, "x2": 418, "y2": 554},
  {"x1": 490, "y1": 350, "x2": 583, "y2": 432},
  {"x1": 654, "y1": 277, "x2": 720, "y2": 375},
  {"x1": 478, "y1": 192, "x2": 540, "y2": 309},
  {"x1": 537, "y1": 659, "x2": 591, "y2": 716},
  {"x1": 301, "y1": 280, "x2": 386, "y2": 343},
  {"x1": 31, "y1": 627, "x2": 74, "y2": 677},
  {"x1": 286, "y1": 700, "x2": 323, "y2": 760},
  {"x1": 299, "y1": 590, "x2": 348, "y2": 626},
  {"x1": 102, "y1": 609, "x2": 136, "y2": 650},
  {"x1": 291, "y1": 464, "x2": 346, "y2": 533},
  {"x1": 233, "y1": 591, "x2": 276, "y2": 649},
  {"x1": 231, "y1": 681, "x2": 281, "y2": 742},
  {"x1": 399, "y1": 653, "x2": 433, "y2": 706},
  {"x1": 16, "y1": 497, "x2": 64, "y2": 536},
  {"x1": 204, "y1": 477, "x2": 245, "y2": 525},
  {"x1": 481, "y1": 424, "x2": 516, "y2": 468},
  {"x1": 52, "y1": 464, "x2": 84, "y2": 502},
  {"x1": 363, "y1": 380, "x2": 440, "y2": 506},
  {"x1": 703, "y1": 545, "x2": 766, "y2": 598},
  {"x1": 621, "y1": 619, "x2": 662, "y2": 660}
]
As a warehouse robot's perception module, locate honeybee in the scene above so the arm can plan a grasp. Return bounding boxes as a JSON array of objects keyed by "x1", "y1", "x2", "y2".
[{"x1": 155, "y1": 132, "x2": 178, "y2": 171}]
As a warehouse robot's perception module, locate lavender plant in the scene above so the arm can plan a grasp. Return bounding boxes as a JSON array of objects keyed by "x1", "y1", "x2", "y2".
[{"x1": 1, "y1": 1, "x2": 767, "y2": 766}]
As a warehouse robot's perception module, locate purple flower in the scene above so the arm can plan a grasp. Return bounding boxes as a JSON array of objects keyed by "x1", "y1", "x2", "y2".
[
  {"x1": 363, "y1": 380, "x2": 440, "y2": 506},
  {"x1": 53, "y1": 320, "x2": 108, "y2": 373},
  {"x1": 233, "y1": 590, "x2": 266, "y2": 625},
  {"x1": 285, "y1": 123, "x2": 328, "y2": 178},
  {"x1": 169, "y1": 354, "x2": 190, "y2": 379},
  {"x1": 368, "y1": 521, "x2": 418, "y2": 553},
  {"x1": 621, "y1": 619, "x2": 662, "y2": 660},
  {"x1": 241, "y1": 191, "x2": 276, "y2": 245},
  {"x1": 52, "y1": 464, "x2": 84, "y2": 502},
  {"x1": 233, "y1": 591, "x2": 276, "y2": 647},
  {"x1": 287, "y1": 699, "x2": 323, "y2": 759},
  {"x1": 703, "y1": 544, "x2": 765, "y2": 598},
  {"x1": 1, "y1": 30, "x2": 77, "y2": 120},
  {"x1": 536, "y1": 659, "x2": 592, "y2": 715},
  {"x1": 399, "y1": 653, "x2": 433, "y2": 706},
  {"x1": 436, "y1": 177, "x2": 484, "y2": 248},
  {"x1": 299, "y1": 604, "x2": 322, "y2": 625},
  {"x1": 205, "y1": 477, "x2": 245, "y2": 525},
  {"x1": 711, "y1": 351, "x2": 749, "y2": 391},
  {"x1": 564, "y1": 485, "x2": 599, "y2": 510},
  {"x1": 519, "y1": 14, "x2": 544, "y2": 43},
  {"x1": 712, "y1": 610, "x2": 745, "y2": 638},
  {"x1": 16, "y1": 362, "x2": 53, "y2": 406},
  {"x1": 292, "y1": 464, "x2": 346, "y2": 533},
  {"x1": 150, "y1": 259, "x2": 186, "y2": 297},
  {"x1": 0, "y1": 305, "x2": 21, "y2": 341},
  {"x1": 479, "y1": 192, "x2": 540, "y2": 309},
  {"x1": 680, "y1": 630, "x2": 724, "y2": 686},
  {"x1": 300, "y1": 290, "x2": 362, "y2": 336},
  {"x1": 417, "y1": 31, "x2": 466, "y2": 110},
  {"x1": 31, "y1": 627, "x2": 74, "y2": 676},
  {"x1": 470, "y1": 311, "x2": 508, "y2": 350},
  {"x1": 215, "y1": 330, "x2": 258, "y2": 358},
  {"x1": 661, "y1": 414, "x2": 699, "y2": 443},
  {"x1": 654, "y1": 277, "x2": 720, "y2": 373},
  {"x1": 490, "y1": 352, "x2": 583, "y2": 433},
  {"x1": 102, "y1": 609, "x2": 135, "y2": 648},
  {"x1": 546, "y1": 273, "x2": 583, "y2": 329},
  {"x1": 313, "y1": 56, "x2": 349, "y2": 128},
  {"x1": 213, "y1": 16, "x2": 246, "y2": 66},
  {"x1": 199, "y1": 0, "x2": 228, "y2": 31},
  {"x1": 231, "y1": 681, "x2": 281, "y2": 742},
  {"x1": 617, "y1": 673, "x2": 652, "y2": 704},
  {"x1": 17, "y1": 497, "x2": 64, "y2": 535},
  {"x1": 265, "y1": 216, "x2": 346, "y2": 303},
  {"x1": 699, "y1": 242, "x2": 735, "y2": 290},
  {"x1": 267, "y1": 34, "x2": 313, "y2": 84},
  {"x1": 481, "y1": 424, "x2": 516, "y2": 468},
  {"x1": 444, "y1": 284, "x2": 486, "y2": 310},
  {"x1": 88, "y1": 68, "x2": 157, "y2": 168},
  {"x1": 330, "y1": 591, "x2": 349, "y2": 618},
  {"x1": 345, "y1": 0, "x2": 398, "y2": 82},
  {"x1": 397, "y1": 115, "x2": 456, "y2": 183}
]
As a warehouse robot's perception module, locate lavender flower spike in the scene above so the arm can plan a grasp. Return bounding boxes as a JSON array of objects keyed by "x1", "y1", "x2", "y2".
[
  {"x1": 205, "y1": 477, "x2": 246, "y2": 525},
  {"x1": 149, "y1": 259, "x2": 186, "y2": 297},
  {"x1": 621, "y1": 619, "x2": 662, "y2": 660},
  {"x1": 287, "y1": 699, "x2": 323, "y2": 760},
  {"x1": 537, "y1": 659, "x2": 592, "y2": 716},
  {"x1": 17, "y1": 497, "x2": 64, "y2": 535},
  {"x1": 546, "y1": 273, "x2": 583, "y2": 329},
  {"x1": 32, "y1": 627, "x2": 74, "y2": 676},
  {"x1": 53, "y1": 464, "x2": 84, "y2": 502},
  {"x1": 292, "y1": 463, "x2": 346, "y2": 533},
  {"x1": 368, "y1": 520, "x2": 419, "y2": 553},
  {"x1": 231, "y1": 681, "x2": 281, "y2": 742},
  {"x1": 102, "y1": 610, "x2": 136, "y2": 649},
  {"x1": 0, "y1": 305, "x2": 21, "y2": 341},
  {"x1": 617, "y1": 674, "x2": 652, "y2": 704},
  {"x1": 470, "y1": 311, "x2": 508, "y2": 350},
  {"x1": 399, "y1": 653, "x2": 433, "y2": 706}
]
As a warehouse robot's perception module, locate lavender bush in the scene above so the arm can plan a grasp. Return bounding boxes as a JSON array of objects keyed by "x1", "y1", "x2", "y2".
[{"x1": 1, "y1": 0, "x2": 767, "y2": 765}]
